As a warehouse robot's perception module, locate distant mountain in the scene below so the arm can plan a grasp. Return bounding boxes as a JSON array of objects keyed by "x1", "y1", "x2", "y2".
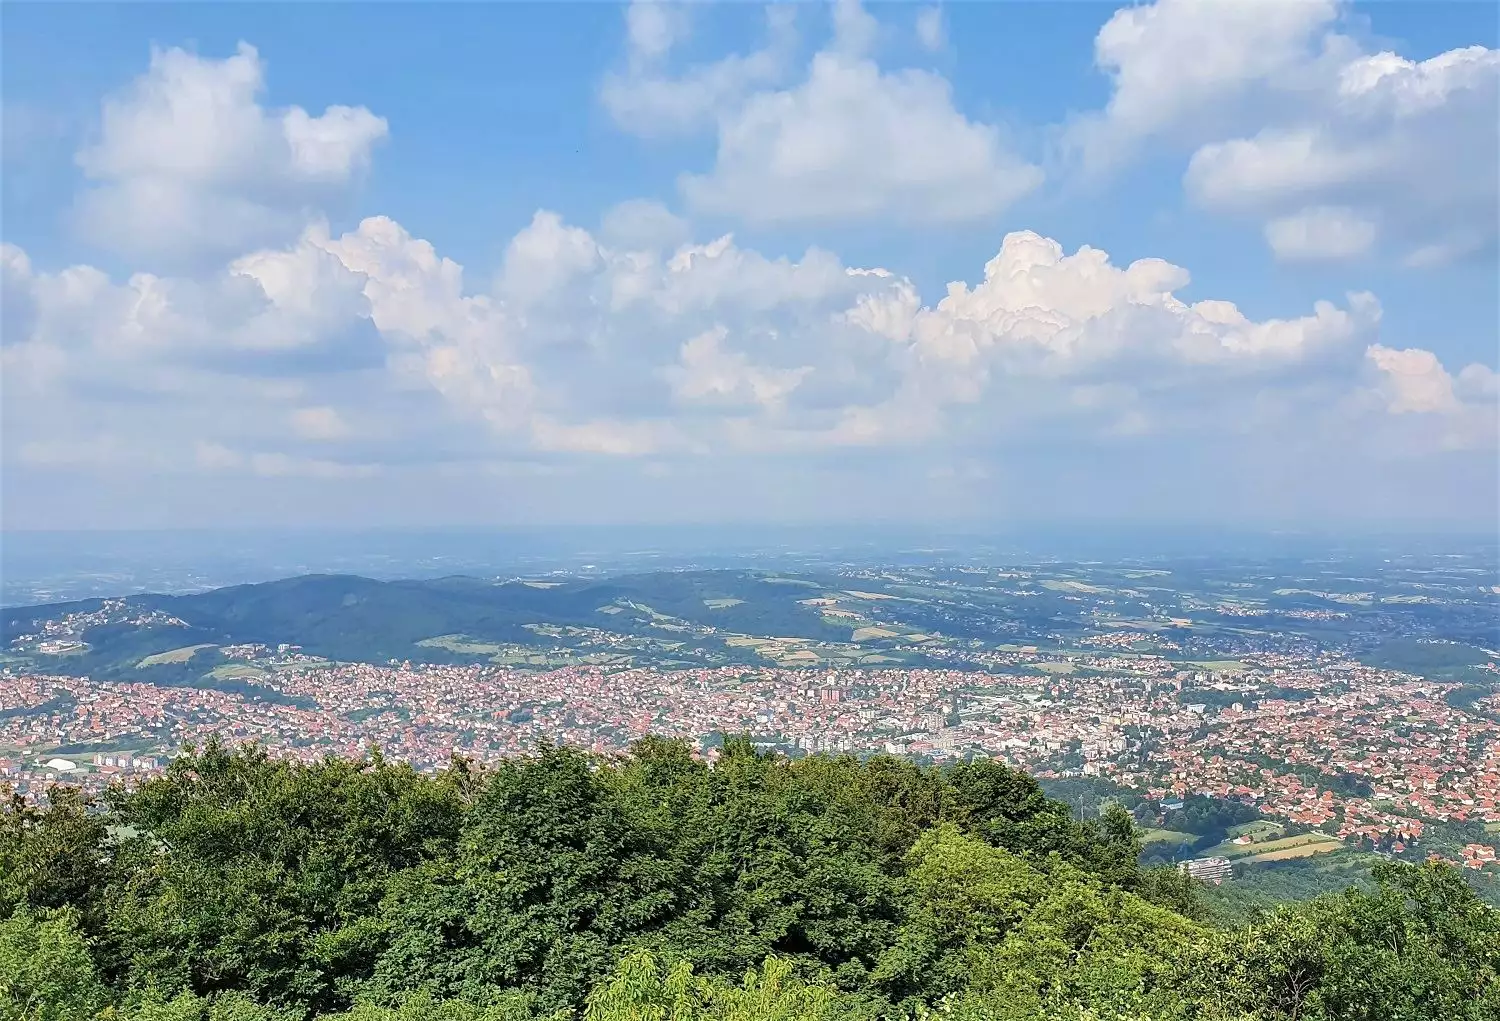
[{"x1": 0, "y1": 570, "x2": 923, "y2": 688}]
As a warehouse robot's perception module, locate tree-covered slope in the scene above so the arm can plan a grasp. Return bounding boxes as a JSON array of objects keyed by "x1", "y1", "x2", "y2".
[
  {"x1": 3, "y1": 740, "x2": 1495, "y2": 1021},
  {"x1": 3, "y1": 571, "x2": 867, "y2": 678}
]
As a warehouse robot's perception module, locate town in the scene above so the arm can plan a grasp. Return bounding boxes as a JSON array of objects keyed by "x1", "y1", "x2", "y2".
[{"x1": 4, "y1": 645, "x2": 1497, "y2": 873}]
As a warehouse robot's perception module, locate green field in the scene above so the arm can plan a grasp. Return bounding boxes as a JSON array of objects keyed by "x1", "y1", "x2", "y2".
[
  {"x1": 1228, "y1": 820, "x2": 1286, "y2": 841},
  {"x1": 137, "y1": 644, "x2": 215, "y2": 667},
  {"x1": 1206, "y1": 832, "x2": 1343, "y2": 860},
  {"x1": 208, "y1": 664, "x2": 269, "y2": 681},
  {"x1": 416, "y1": 635, "x2": 505, "y2": 655},
  {"x1": 1248, "y1": 833, "x2": 1344, "y2": 857},
  {"x1": 1139, "y1": 828, "x2": 1196, "y2": 846}
]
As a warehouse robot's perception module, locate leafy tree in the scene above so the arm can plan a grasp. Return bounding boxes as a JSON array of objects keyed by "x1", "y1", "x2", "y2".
[
  {"x1": 103, "y1": 740, "x2": 467, "y2": 1012},
  {"x1": 5, "y1": 741, "x2": 1494, "y2": 1021},
  {"x1": 1198, "y1": 859, "x2": 1500, "y2": 1020},
  {"x1": 581, "y1": 950, "x2": 860, "y2": 1021},
  {"x1": 0, "y1": 908, "x2": 110, "y2": 1021},
  {"x1": 0, "y1": 786, "x2": 112, "y2": 923}
]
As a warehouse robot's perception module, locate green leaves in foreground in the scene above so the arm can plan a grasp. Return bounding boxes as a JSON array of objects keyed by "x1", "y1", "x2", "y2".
[{"x1": 1, "y1": 740, "x2": 1496, "y2": 1021}]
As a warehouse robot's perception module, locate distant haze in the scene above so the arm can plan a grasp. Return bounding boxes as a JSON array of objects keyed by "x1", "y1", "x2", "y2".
[{"x1": 4, "y1": 526, "x2": 1496, "y2": 606}]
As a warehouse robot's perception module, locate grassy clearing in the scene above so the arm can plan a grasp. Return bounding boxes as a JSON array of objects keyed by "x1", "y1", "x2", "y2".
[
  {"x1": 137, "y1": 644, "x2": 215, "y2": 668},
  {"x1": 1483, "y1": 821, "x2": 1500, "y2": 835},
  {"x1": 1247, "y1": 842, "x2": 1344, "y2": 863},
  {"x1": 1140, "y1": 829, "x2": 1196, "y2": 846},
  {"x1": 852, "y1": 626, "x2": 900, "y2": 641},
  {"x1": 1035, "y1": 662, "x2": 1076, "y2": 675},
  {"x1": 417, "y1": 635, "x2": 505, "y2": 655},
  {"x1": 1208, "y1": 833, "x2": 1341, "y2": 860},
  {"x1": 1039, "y1": 580, "x2": 1108, "y2": 594},
  {"x1": 208, "y1": 664, "x2": 268, "y2": 681},
  {"x1": 1187, "y1": 660, "x2": 1248, "y2": 672},
  {"x1": 1228, "y1": 820, "x2": 1286, "y2": 841},
  {"x1": 703, "y1": 598, "x2": 744, "y2": 609}
]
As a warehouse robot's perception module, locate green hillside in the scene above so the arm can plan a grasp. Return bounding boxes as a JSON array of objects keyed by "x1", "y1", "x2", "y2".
[
  {"x1": 1, "y1": 572, "x2": 889, "y2": 682},
  {"x1": 4, "y1": 740, "x2": 1494, "y2": 1021}
]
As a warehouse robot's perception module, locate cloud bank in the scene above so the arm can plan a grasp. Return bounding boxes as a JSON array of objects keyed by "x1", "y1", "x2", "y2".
[{"x1": 2, "y1": 3, "x2": 1495, "y2": 529}]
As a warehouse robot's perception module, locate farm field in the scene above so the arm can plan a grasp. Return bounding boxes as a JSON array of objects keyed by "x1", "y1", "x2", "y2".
[
  {"x1": 1227, "y1": 820, "x2": 1287, "y2": 841},
  {"x1": 1242, "y1": 833, "x2": 1350, "y2": 857},
  {"x1": 137, "y1": 644, "x2": 215, "y2": 667},
  {"x1": 1206, "y1": 832, "x2": 1342, "y2": 860},
  {"x1": 1140, "y1": 828, "x2": 1196, "y2": 846}
]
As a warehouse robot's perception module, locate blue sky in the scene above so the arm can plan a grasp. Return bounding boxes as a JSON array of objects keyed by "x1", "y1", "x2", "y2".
[{"x1": 2, "y1": 1, "x2": 1497, "y2": 531}]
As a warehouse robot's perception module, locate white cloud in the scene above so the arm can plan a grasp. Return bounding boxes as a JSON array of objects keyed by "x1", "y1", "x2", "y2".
[
  {"x1": 624, "y1": 1, "x2": 691, "y2": 65},
  {"x1": 1077, "y1": 0, "x2": 1498, "y2": 264},
  {"x1": 290, "y1": 406, "x2": 352, "y2": 441},
  {"x1": 1457, "y1": 363, "x2": 1500, "y2": 403},
  {"x1": 1075, "y1": 0, "x2": 1341, "y2": 166},
  {"x1": 7, "y1": 209, "x2": 1494, "y2": 530},
  {"x1": 600, "y1": 3, "x2": 795, "y2": 137},
  {"x1": 1367, "y1": 344, "x2": 1460, "y2": 414},
  {"x1": 248, "y1": 451, "x2": 379, "y2": 478},
  {"x1": 682, "y1": 51, "x2": 1041, "y2": 224},
  {"x1": 499, "y1": 211, "x2": 602, "y2": 303},
  {"x1": 1263, "y1": 206, "x2": 1377, "y2": 261},
  {"x1": 915, "y1": 7, "x2": 945, "y2": 52},
  {"x1": 1365, "y1": 344, "x2": 1498, "y2": 450},
  {"x1": 74, "y1": 42, "x2": 387, "y2": 265},
  {"x1": 830, "y1": 0, "x2": 880, "y2": 57},
  {"x1": 603, "y1": 0, "x2": 1040, "y2": 224},
  {"x1": 889, "y1": 230, "x2": 1376, "y2": 371},
  {"x1": 665, "y1": 325, "x2": 811, "y2": 409},
  {"x1": 16, "y1": 209, "x2": 1469, "y2": 474},
  {"x1": 530, "y1": 416, "x2": 679, "y2": 457},
  {"x1": 598, "y1": 199, "x2": 691, "y2": 252}
]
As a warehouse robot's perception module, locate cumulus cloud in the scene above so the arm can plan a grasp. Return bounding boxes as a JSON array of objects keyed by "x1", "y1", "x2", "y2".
[
  {"x1": 1365, "y1": 344, "x2": 1498, "y2": 450},
  {"x1": 1076, "y1": 0, "x2": 1498, "y2": 264},
  {"x1": 603, "y1": 0, "x2": 1040, "y2": 224},
  {"x1": 7, "y1": 204, "x2": 1494, "y2": 527},
  {"x1": 600, "y1": 3, "x2": 796, "y2": 137},
  {"x1": 1074, "y1": 0, "x2": 1342, "y2": 166},
  {"x1": 74, "y1": 42, "x2": 387, "y2": 265},
  {"x1": 13, "y1": 207, "x2": 1487, "y2": 473},
  {"x1": 1263, "y1": 206, "x2": 1377, "y2": 261},
  {"x1": 665, "y1": 325, "x2": 812, "y2": 410},
  {"x1": 681, "y1": 52, "x2": 1042, "y2": 224},
  {"x1": 1367, "y1": 344, "x2": 1461, "y2": 413}
]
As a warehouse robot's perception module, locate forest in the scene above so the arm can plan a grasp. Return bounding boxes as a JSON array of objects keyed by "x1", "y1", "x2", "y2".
[{"x1": 2, "y1": 739, "x2": 1495, "y2": 1021}]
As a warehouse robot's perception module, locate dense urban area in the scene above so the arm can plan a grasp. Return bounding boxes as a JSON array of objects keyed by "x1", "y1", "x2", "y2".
[{"x1": 6, "y1": 646, "x2": 1499, "y2": 873}]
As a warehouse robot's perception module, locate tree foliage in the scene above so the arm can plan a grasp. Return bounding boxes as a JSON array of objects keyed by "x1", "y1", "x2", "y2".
[{"x1": 2, "y1": 739, "x2": 1494, "y2": 1021}]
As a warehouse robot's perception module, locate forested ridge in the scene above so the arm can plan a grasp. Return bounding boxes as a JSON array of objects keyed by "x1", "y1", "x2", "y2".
[{"x1": 3, "y1": 740, "x2": 1495, "y2": 1021}]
